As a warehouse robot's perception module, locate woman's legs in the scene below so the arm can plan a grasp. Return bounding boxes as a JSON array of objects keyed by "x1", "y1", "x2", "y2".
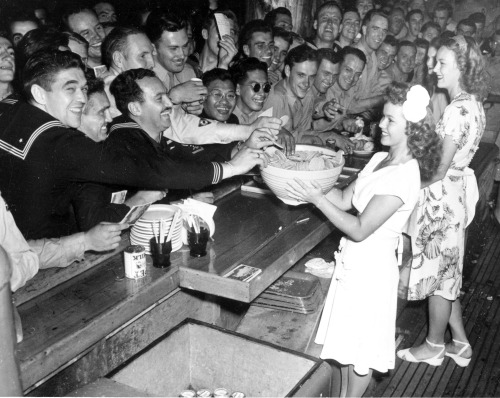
[
  {"x1": 445, "y1": 298, "x2": 473, "y2": 357},
  {"x1": 345, "y1": 365, "x2": 372, "y2": 398}
]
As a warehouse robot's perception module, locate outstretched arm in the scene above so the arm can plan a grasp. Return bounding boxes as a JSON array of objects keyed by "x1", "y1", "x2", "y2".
[{"x1": 287, "y1": 179, "x2": 403, "y2": 242}]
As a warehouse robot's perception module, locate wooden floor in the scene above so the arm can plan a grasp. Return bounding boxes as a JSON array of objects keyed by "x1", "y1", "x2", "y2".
[{"x1": 365, "y1": 210, "x2": 500, "y2": 397}]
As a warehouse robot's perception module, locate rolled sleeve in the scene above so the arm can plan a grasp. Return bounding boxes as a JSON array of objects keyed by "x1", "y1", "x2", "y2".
[{"x1": 30, "y1": 232, "x2": 85, "y2": 270}]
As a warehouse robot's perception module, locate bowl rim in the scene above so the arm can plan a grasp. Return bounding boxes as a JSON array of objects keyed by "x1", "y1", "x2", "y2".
[{"x1": 261, "y1": 144, "x2": 345, "y2": 174}]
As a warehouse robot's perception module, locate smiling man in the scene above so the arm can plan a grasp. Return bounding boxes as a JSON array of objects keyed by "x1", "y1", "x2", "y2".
[
  {"x1": 404, "y1": 9, "x2": 424, "y2": 41},
  {"x1": 63, "y1": 6, "x2": 106, "y2": 68},
  {"x1": 380, "y1": 40, "x2": 417, "y2": 83},
  {"x1": 239, "y1": 19, "x2": 275, "y2": 68},
  {"x1": 262, "y1": 44, "x2": 317, "y2": 143},
  {"x1": 313, "y1": 46, "x2": 367, "y2": 138},
  {"x1": 376, "y1": 35, "x2": 398, "y2": 70},
  {"x1": 310, "y1": 1, "x2": 343, "y2": 50},
  {"x1": 336, "y1": 8, "x2": 361, "y2": 48},
  {"x1": 145, "y1": 11, "x2": 207, "y2": 115},
  {"x1": 351, "y1": 10, "x2": 389, "y2": 114}
]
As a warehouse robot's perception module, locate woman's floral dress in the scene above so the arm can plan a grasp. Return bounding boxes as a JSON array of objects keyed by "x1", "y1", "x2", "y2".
[{"x1": 407, "y1": 92, "x2": 485, "y2": 301}]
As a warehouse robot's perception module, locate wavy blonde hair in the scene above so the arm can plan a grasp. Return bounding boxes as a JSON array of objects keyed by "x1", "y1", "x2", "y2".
[{"x1": 441, "y1": 35, "x2": 489, "y2": 101}]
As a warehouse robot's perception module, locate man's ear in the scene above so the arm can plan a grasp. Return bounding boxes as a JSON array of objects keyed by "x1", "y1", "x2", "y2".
[
  {"x1": 112, "y1": 51, "x2": 125, "y2": 71},
  {"x1": 243, "y1": 44, "x2": 250, "y2": 57},
  {"x1": 128, "y1": 101, "x2": 141, "y2": 117},
  {"x1": 362, "y1": 25, "x2": 367, "y2": 37},
  {"x1": 284, "y1": 64, "x2": 291, "y2": 78},
  {"x1": 31, "y1": 84, "x2": 47, "y2": 106},
  {"x1": 202, "y1": 28, "x2": 209, "y2": 41},
  {"x1": 313, "y1": 20, "x2": 318, "y2": 30},
  {"x1": 236, "y1": 84, "x2": 241, "y2": 95}
]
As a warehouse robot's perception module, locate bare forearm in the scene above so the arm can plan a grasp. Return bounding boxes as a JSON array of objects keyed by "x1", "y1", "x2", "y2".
[{"x1": 314, "y1": 196, "x2": 364, "y2": 240}]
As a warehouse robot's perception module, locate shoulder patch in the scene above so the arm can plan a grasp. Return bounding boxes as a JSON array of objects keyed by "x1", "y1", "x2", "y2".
[{"x1": 198, "y1": 118, "x2": 212, "y2": 127}]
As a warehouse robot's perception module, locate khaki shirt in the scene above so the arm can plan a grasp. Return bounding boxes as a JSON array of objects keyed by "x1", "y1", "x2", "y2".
[
  {"x1": 153, "y1": 61, "x2": 197, "y2": 91},
  {"x1": 233, "y1": 105, "x2": 260, "y2": 125},
  {"x1": 261, "y1": 78, "x2": 315, "y2": 137}
]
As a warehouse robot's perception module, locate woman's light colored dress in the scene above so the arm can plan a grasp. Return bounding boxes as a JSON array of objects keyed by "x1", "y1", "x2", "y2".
[
  {"x1": 407, "y1": 92, "x2": 485, "y2": 301},
  {"x1": 315, "y1": 152, "x2": 420, "y2": 375}
]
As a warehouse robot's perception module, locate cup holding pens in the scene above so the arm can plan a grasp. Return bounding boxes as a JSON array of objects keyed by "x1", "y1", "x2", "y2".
[
  {"x1": 150, "y1": 237, "x2": 172, "y2": 268},
  {"x1": 186, "y1": 217, "x2": 210, "y2": 257}
]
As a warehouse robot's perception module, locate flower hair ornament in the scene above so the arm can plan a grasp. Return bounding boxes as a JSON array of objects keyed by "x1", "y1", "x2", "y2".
[
  {"x1": 452, "y1": 35, "x2": 468, "y2": 53},
  {"x1": 402, "y1": 85, "x2": 430, "y2": 123}
]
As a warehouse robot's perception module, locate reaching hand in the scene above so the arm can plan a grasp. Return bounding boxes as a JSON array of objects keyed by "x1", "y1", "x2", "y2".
[
  {"x1": 169, "y1": 80, "x2": 208, "y2": 105},
  {"x1": 250, "y1": 116, "x2": 282, "y2": 135},
  {"x1": 84, "y1": 222, "x2": 129, "y2": 252},
  {"x1": 228, "y1": 145, "x2": 267, "y2": 175},
  {"x1": 342, "y1": 118, "x2": 359, "y2": 133},
  {"x1": 325, "y1": 132, "x2": 355, "y2": 154},
  {"x1": 244, "y1": 129, "x2": 278, "y2": 149},
  {"x1": 286, "y1": 178, "x2": 324, "y2": 205},
  {"x1": 191, "y1": 192, "x2": 214, "y2": 204},
  {"x1": 182, "y1": 101, "x2": 204, "y2": 115},
  {"x1": 217, "y1": 35, "x2": 237, "y2": 69},
  {"x1": 323, "y1": 99, "x2": 345, "y2": 121},
  {"x1": 277, "y1": 128, "x2": 295, "y2": 156}
]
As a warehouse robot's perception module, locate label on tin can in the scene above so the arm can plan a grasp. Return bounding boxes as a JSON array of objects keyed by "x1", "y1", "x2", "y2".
[{"x1": 124, "y1": 245, "x2": 146, "y2": 279}]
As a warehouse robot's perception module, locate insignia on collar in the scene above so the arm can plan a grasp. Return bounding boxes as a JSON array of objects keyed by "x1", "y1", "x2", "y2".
[{"x1": 198, "y1": 118, "x2": 212, "y2": 127}]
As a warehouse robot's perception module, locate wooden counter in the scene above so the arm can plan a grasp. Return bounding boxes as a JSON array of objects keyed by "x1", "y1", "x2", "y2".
[{"x1": 15, "y1": 156, "x2": 365, "y2": 396}]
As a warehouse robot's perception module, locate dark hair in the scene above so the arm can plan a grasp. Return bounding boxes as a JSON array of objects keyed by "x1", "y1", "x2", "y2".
[
  {"x1": 440, "y1": 30, "x2": 455, "y2": 40},
  {"x1": 406, "y1": 9, "x2": 424, "y2": 22},
  {"x1": 415, "y1": 37, "x2": 429, "y2": 50},
  {"x1": 87, "y1": 75, "x2": 105, "y2": 97},
  {"x1": 362, "y1": 9, "x2": 388, "y2": 27},
  {"x1": 397, "y1": 40, "x2": 417, "y2": 53},
  {"x1": 229, "y1": 57, "x2": 268, "y2": 84},
  {"x1": 339, "y1": 45, "x2": 367, "y2": 65},
  {"x1": 272, "y1": 27, "x2": 293, "y2": 45},
  {"x1": 61, "y1": 6, "x2": 97, "y2": 31},
  {"x1": 383, "y1": 34, "x2": 399, "y2": 48},
  {"x1": 8, "y1": 11, "x2": 39, "y2": 32},
  {"x1": 390, "y1": 7, "x2": 405, "y2": 16},
  {"x1": 22, "y1": 49, "x2": 84, "y2": 101},
  {"x1": 63, "y1": 31, "x2": 89, "y2": 47},
  {"x1": 457, "y1": 19, "x2": 476, "y2": 34},
  {"x1": 342, "y1": 7, "x2": 361, "y2": 20},
  {"x1": 441, "y1": 35, "x2": 488, "y2": 100},
  {"x1": 239, "y1": 19, "x2": 272, "y2": 54},
  {"x1": 110, "y1": 68, "x2": 156, "y2": 115},
  {"x1": 433, "y1": 1, "x2": 453, "y2": 16},
  {"x1": 468, "y1": 12, "x2": 486, "y2": 25},
  {"x1": 102, "y1": 26, "x2": 144, "y2": 68},
  {"x1": 264, "y1": 7, "x2": 292, "y2": 26},
  {"x1": 17, "y1": 27, "x2": 70, "y2": 71},
  {"x1": 317, "y1": 47, "x2": 340, "y2": 65},
  {"x1": 314, "y1": 1, "x2": 343, "y2": 21},
  {"x1": 421, "y1": 21, "x2": 441, "y2": 35},
  {"x1": 385, "y1": 82, "x2": 442, "y2": 182},
  {"x1": 144, "y1": 11, "x2": 186, "y2": 45},
  {"x1": 202, "y1": 68, "x2": 234, "y2": 87},
  {"x1": 284, "y1": 44, "x2": 317, "y2": 69}
]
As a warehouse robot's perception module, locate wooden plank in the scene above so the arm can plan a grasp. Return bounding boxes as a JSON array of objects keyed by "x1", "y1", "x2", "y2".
[
  {"x1": 18, "y1": 256, "x2": 180, "y2": 391},
  {"x1": 13, "y1": 234, "x2": 130, "y2": 306}
]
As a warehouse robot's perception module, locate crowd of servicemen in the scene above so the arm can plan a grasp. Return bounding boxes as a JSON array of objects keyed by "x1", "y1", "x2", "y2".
[{"x1": 0, "y1": 0, "x2": 498, "y2": 328}]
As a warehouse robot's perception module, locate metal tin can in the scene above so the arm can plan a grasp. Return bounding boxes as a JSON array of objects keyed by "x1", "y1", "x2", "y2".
[
  {"x1": 179, "y1": 390, "x2": 197, "y2": 397},
  {"x1": 124, "y1": 245, "x2": 146, "y2": 279},
  {"x1": 196, "y1": 389, "x2": 212, "y2": 397}
]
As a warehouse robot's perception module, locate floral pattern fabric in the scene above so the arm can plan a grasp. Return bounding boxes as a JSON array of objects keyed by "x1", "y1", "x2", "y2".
[{"x1": 407, "y1": 93, "x2": 485, "y2": 301}]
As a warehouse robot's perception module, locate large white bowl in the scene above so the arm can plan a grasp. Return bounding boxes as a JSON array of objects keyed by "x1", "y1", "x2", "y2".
[{"x1": 260, "y1": 144, "x2": 345, "y2": 206}]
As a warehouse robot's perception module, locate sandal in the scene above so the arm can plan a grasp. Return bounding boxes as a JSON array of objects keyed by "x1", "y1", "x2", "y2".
[
  {"x1": 397, "y1": 338, "x2": 445, "y2": 366},
  {"x1": 445, "y1": 339, "x2": 472, "y2": 367}
]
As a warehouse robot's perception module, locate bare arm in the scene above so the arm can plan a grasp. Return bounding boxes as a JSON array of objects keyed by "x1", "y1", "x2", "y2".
[{"x1": 287, "y1": 179, "x2": 403, "y2": 242}]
